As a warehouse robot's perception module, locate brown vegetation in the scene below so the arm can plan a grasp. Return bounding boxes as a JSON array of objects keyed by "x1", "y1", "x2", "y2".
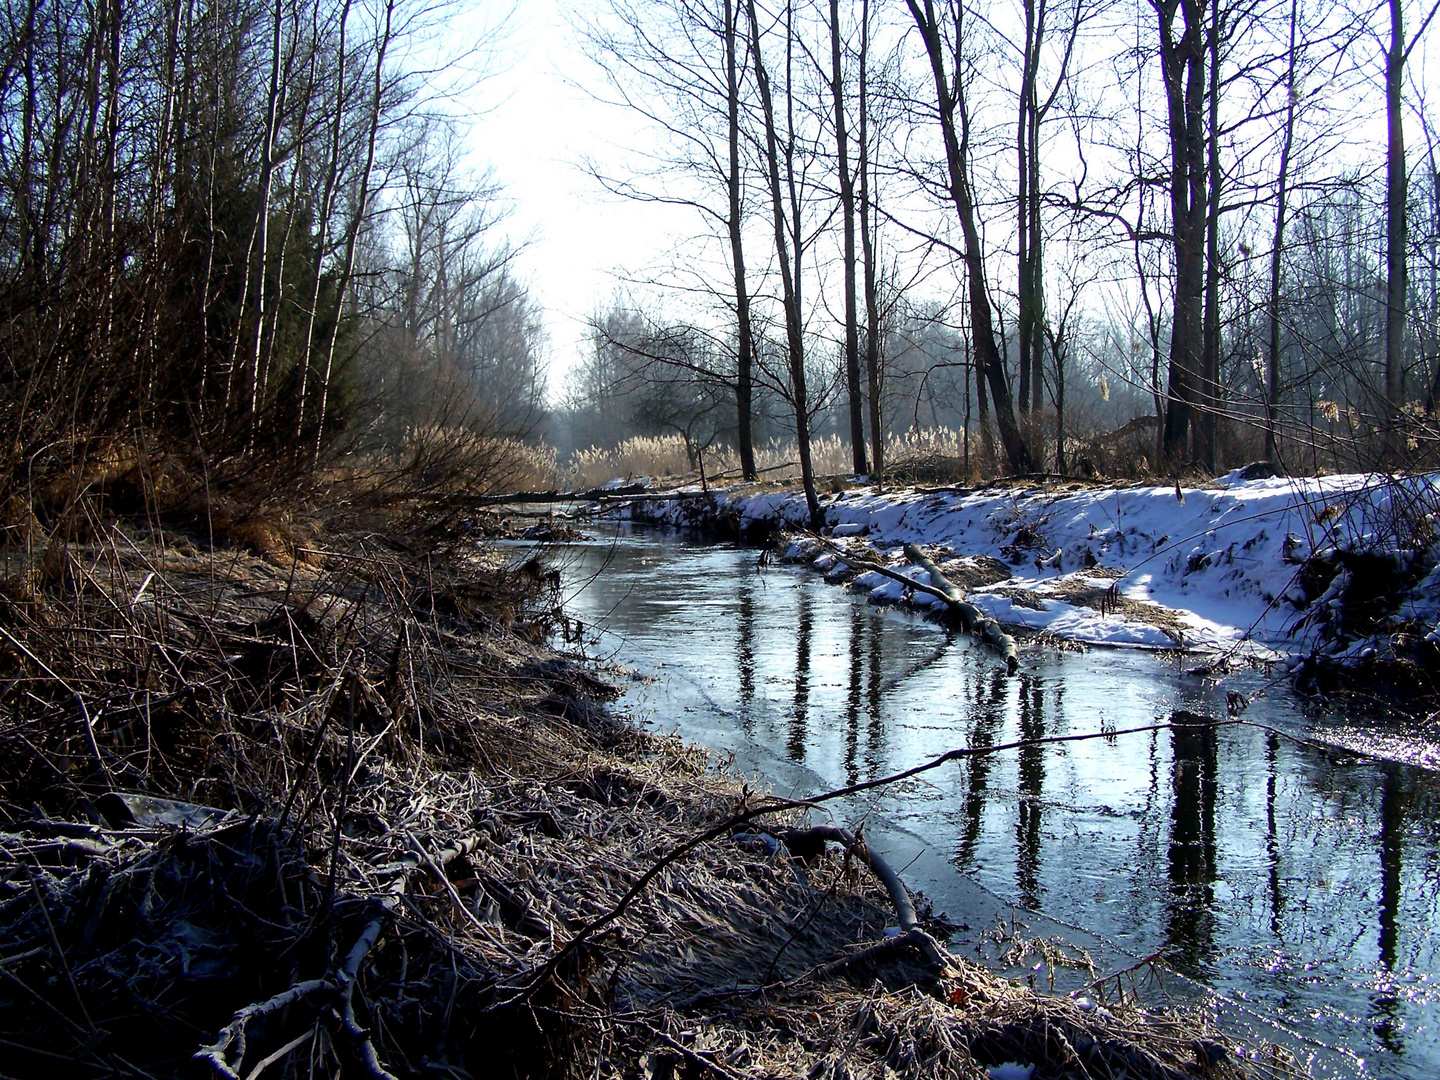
[{"x1": 0, "y1": 496, "x2": 1305, "y2": 1078}]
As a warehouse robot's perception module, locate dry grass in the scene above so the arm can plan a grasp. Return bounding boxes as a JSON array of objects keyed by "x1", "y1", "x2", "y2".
[
  {"x1": 0, "y1": 518, "x2": 894, "y2": 1078},
  {"x1": 0, "y1": 513, "x2": 1295, "y2": 1079},
  {"x1": 565, "y1": 428, "x2": 985, "y2": 489},
  {"x1": 1042, "y1": 575, "x2": 1188, "y2": 643}
]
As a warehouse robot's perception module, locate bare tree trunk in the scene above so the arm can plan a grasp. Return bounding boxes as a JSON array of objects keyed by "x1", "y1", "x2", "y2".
[
  {"x1": 724, "y1": 0, "x2": 757, "y2": 480},
  {"x1": 971, "y1": 320, "x2": 993, "y2": 461},
  {"x1": 1198, "y1": 0, "x2": 1222, "y2": 474},
  {"x1": 907, "y1": 0, "x2": 1033, "y2": 473},
  {"x1": 1052, "y1": 330, "x2": 1066, "y2": 473},
  {"x1": 1016, "y1": 0, "x2": 1039, "y2": 416},
  {"x1": 17, "y1": 0, "x2": 39, "y2": 277},
  {"x1": 1156, "y1": 0, "x2": 1208, "y2": 467},
  {"x1": 142, "y1": 0, "x2": 187, "y2": 403},
  {"x1": 294, "y1": 0, "x2": 354, "y2": 446},
  {"x1": 99, "y1": 0, "x2": 122, "y2": 381},
  {"x1": 1265, "y1": 0, "x2": 1298, "y2": 464},
  {"x1": 1384, "y1": 0, "x2": 1407, "y2": 459},
  {"x1": 1018, "y1": 0, "x2": 1079, "y2": 447},
  {"x1": 858, "y1": 0, "x2": 883, "y2": 486},
  {"x1": 830, "y1": 0, "x2": 866, "y2": 475},
  {"x1": 313, "y1": 0, "x2": 394, "y2": 467},
  {"x1": 1026, "y1": 99, "x2": 1043, "y2": 429},
  {"x1": 246, "y1": 0, "x2": 285, "y2": 441},
  {"x1": 747, "y1": 0, "x2": 823, "y2": 531},
  {"x1": 1424, "y1": 144, "x2": 1440, "y2": 413}
]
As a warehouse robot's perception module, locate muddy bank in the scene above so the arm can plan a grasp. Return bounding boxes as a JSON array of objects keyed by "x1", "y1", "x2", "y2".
[{"x1": 0, "y1": 512, "x2": 1299, "y2": 1078}]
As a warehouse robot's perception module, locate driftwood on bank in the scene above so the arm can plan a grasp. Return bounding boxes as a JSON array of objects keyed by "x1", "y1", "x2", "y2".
[
  {"x1": 461, "y1": 486, "x2": 732, "y2": 510},
  {"x1": 811, "y1": 535, "x2": 1020, "y2": 673},
  {"x1": 436, "y1": 484, "x2": 653, "y2": 506},
  {"x1": 902, "y1": 543, "x2": 1020, "y2": 673}
]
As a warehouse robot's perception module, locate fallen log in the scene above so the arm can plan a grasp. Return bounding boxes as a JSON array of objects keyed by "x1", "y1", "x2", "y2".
[
  {"x1": 902, "y1": 543, "x2": 1019, "y2": 673},
  {"x1": 426, "y1": 483, "x2": 657, "y2": 507},
  {"x1": 810, "y1": 535, "x2": 1019, "y2": 673}
]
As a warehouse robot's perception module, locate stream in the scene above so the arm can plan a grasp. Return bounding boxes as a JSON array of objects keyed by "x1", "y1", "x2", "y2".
[{"x1": 541, "y1": 523, "x2": 1440, "y2": 1078}]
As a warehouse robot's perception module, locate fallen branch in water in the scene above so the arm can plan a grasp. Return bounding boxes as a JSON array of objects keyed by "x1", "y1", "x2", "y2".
[
  {"x1": 903, "y1": 543, "x2": 1020, "y2": 673},
  {"x1": 806, "y1": 533, "x2": 1020, "y2": 672}
]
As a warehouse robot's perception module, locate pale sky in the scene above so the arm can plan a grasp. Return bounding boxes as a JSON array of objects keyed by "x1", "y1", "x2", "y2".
[{"x1": 464, "y1": 0, "x2": 693, "y2": 401}]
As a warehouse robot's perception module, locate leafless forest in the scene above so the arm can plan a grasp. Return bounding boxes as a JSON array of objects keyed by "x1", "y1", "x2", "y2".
[
  {"x1": 2, "y1": 0, "x2": 1438, "y2": 519},
  {"x1": 0, "y1": 0, "x2": 545, "y2": 525},
  {"x1": 570, "y1": 0, "x2": 1440, "y2": 517}
]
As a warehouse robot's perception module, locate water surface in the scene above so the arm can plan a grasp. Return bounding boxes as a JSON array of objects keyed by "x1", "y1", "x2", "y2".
[{"x1": 545, "y1": 525, "x2": 1440, "y2": 1078}]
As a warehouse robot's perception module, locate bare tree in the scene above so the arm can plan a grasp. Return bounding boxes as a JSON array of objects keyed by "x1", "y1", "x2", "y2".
[
  {"x1": 907, "y1": 0, "x2": 1035, "y2": 473},
  {"x1": 581, "y1": 0, "x2": 764, "y2": 477},
  {"x1": 748, "y1": 0, "x2": 824, "y2": 528},
  {"x1": 1264, "y1": 0, "x2": 1300, "y2": 463},
  {"x1": 858, "y1": 0, "x2": 885, "y2": 480},
  {"x1": 828, "y1": 0, "x2": 867, "y2": 474}
]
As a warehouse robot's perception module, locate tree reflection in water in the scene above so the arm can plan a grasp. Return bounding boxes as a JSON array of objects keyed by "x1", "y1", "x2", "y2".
[
  {"x1": 787, "y1": 589, "x2": 813, "y2": 762},
  {"x1": 1372, "y1": 762, "x2": 1412, "y2": 1056},
  {"x1": 954, "y1": 668, "x2": 1008, "y2": 871},
  {"x1": 1016, "y1": 673, "x2": 1046, "y2": 911},
  {"x1": 554, "y1": 532, "x2": 1440, "y2": 1078},
  {"x1": 866, "y1": 613, "x2": 885, "y2": 779},
  {"x1": 735, "y1": 580, "x2": 756, "y2": 736},
  {"x1": 845, "y1": 605, "x2": 864, "y2": 786},
  {"x1": 1165, "y1": 719, "x2": 1219, "y2": 973},
  {"x1": 1265, "y1": 729, "x2": 1283, "y2": 937}
]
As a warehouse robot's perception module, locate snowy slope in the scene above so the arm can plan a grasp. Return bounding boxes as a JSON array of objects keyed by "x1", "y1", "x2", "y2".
[{"x1": 624, "y1": 472, "x2": 1440, "y2": 661}]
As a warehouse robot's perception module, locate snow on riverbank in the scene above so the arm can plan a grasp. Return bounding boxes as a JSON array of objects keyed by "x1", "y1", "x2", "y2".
[{"x1": 623, "y1": 471, "x2": 1440, "y2": 662}]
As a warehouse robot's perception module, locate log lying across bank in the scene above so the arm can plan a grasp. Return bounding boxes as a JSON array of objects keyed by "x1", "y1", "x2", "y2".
[
  {"x1": 814, "y1": 535, "x2": 1020, "y2": 673},
  {"x1": 438, "y1": 483, "x2": 653, "y2": 506},
  {"x1": 902, "y1": 543, "x2": 1020, "y2": 673}
]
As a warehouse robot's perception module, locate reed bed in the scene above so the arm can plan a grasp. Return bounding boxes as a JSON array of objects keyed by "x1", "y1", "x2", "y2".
[{"x1": 564, "y1": 428, "x2": 987, "y2": 489}]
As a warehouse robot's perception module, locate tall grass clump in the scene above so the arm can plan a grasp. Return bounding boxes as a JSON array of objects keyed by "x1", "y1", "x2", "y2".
[
  {"x1": 566, "y1": 436, "x2": 702, "y2": 488},
  {"x1": 340, "y1": 429, "x2": 558, "y2": 500}
]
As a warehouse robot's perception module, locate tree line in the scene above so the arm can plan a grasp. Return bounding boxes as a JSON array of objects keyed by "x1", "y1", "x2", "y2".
[
  {"x1": 0, "y1": 0, "x2": 544, "y2": 520},
  {"x1": 560, "y1": 0, "x2": 1440, "y2": 519}
]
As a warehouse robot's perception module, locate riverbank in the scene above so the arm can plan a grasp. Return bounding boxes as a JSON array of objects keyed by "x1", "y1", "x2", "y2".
[
  {"x1": 0, "y1": 506, "x2": 1289, "y2": 1078},
  {"x1": 622, "y1": 471, "x2": 1440, "y2": 686}
]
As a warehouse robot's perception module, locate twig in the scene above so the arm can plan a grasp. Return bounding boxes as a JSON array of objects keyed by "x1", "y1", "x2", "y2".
[
  {"x1": 195, "y1": 978, "x2": 331, "y2": 1078},
  {"x1": 0, "y1": 624, "x2": 78, "y2": 694},
  {"x1": 74, "y1": 693, "x2": 115, "y2": 786},
  {"x1": 514, "y1": 716, "x2": 1241, "y2": 1003},
  {"x1": 639, "y1": 1024, "x2": 747, "y2": 1080},
  {"x1": 333, "y1": 901, "x2": 399, "y2": 1080},
  {"x1": 1074, "y1": 949, "x2": 1169, "y2": 1003},
  {"x1": 242, "y1": 1030, "x2": 312, "y2": 1080},
  {"x1": 409, "y1": 836, "x2": 526, "y2": 964}
]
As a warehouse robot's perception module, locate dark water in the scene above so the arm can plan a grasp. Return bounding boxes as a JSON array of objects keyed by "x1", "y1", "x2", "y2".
[{"x1": 540, "y1": 525, "x2": 1440, "y2": 1078}]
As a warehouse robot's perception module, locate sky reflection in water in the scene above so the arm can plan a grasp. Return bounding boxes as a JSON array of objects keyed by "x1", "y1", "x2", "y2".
[{"x1": 551, "y1": 527, "x2": 1440, "y2": 1078}]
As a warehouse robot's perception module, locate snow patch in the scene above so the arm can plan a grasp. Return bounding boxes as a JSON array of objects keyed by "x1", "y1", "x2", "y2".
[{"x1": 625, "y1": 474, "x2": 1440, "y2": 661}]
